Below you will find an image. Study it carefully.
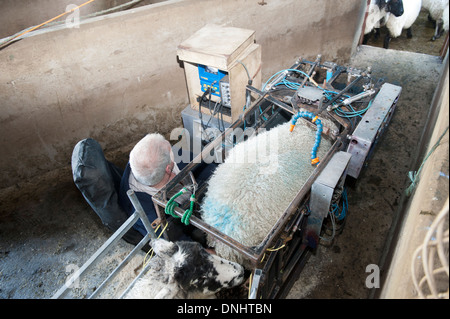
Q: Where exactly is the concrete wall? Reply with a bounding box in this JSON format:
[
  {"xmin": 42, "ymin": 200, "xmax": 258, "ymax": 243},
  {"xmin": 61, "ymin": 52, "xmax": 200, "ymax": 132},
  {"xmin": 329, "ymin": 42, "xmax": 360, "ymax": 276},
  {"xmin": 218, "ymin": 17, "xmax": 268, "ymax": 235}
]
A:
[
  {"xmin": 0, "ymin": 0, "xmax": 366, "ymax": 189},
  {"xmin": 0, "ymin": 0, "xmax": 165, "ymax": 39}
]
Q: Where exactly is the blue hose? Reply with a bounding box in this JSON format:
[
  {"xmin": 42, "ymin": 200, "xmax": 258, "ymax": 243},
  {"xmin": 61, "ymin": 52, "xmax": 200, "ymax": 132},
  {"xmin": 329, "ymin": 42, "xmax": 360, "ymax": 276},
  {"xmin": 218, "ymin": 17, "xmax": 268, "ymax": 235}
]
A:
[{"xmin": 290, "ymin": 111, "xmax": 323, "ymax": 165}]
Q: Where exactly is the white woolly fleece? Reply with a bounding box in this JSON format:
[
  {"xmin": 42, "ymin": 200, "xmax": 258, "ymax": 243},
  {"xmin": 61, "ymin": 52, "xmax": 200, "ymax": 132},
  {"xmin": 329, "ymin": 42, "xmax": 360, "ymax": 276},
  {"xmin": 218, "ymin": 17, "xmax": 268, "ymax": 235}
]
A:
[
  {"xmin": 365, "ymin": 0, "xmax": 387, "ymax": 35},
  {"xmin": 444, "ymin": 5, "xmax": 449, "ymax": 31},
  {"xmin": 422, "ymin": 0, "xmax": 449, "ymax": 21},
  {"xmin": 200, "ymin": 120, "xmax": 333, "ymax": 264},
  {"xmin": 386, "ymin": 0, "xmax": 422, "ymax": 38}
]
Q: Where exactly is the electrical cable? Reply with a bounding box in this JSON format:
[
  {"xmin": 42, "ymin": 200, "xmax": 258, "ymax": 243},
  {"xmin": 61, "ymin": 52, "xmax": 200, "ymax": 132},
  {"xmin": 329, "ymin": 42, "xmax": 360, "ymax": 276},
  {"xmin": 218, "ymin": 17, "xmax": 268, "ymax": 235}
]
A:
[
  {"xmin": 236, "ymin": 60, "xmax": 252, "ymax": 85},
  {"xmin": 262, "ymin": 69, "xmax": 312, "ymax": 91},
  {"xmin": 320, "ymin": 187, "xmax": 348, "ymax": 242},
  {"xmin": 406, "ymin": 126, "xmax": 449, "ymax": 196},
  {"xmin": 411, "ymin": 198, "xmax": 449, "ymax": 298},
  {"xmin": 265, "ymin": 68, "xmax": 373, "ymax": 122},
  {"xmin": 164, "ymin": 187, "xmax": 196, "ymax": 226},
  {"xmin": 199, "ymin": 88, "xmax": 227, "ymax": 142},
  {"xmin": 198, "ymin": 88, "xmax": 211, "ymax": 133},
  {"xmin": 319, "ymin": 209, "xmax": 336, "ymax": 242},
  {"xmin": 142, "ymin": 221, "xmax": 169, "ymax": 267},
  {"xmin": 264, "ymin": 68, "xmax": 371, "ymax": 131},
  {"xmin": 0, "ymin": 0, "xmax": 96, "ymax": 49}
]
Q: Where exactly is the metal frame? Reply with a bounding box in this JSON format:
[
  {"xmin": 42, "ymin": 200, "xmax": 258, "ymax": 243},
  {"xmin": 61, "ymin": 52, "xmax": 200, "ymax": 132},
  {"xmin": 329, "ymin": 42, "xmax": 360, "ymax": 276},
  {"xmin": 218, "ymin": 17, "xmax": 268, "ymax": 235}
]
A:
[
  {"xmin": 53, "ymin": 56, "xmax": 402, "ymax": 299},
  {"xmin": 151, "ymin": 57, "xmax": 401, "ymax": 298},
  {"xmin": 52, "ymin": 190, "xmax": 157, "ymax": 299},
  {"xmin": 308, "ymin": 151, "xmax": 352, "ymax": 246},
  {"xmin": 346, "ymin": 83, "xmax": 402, "ymax": 178},
  {"xmin": 152, "ymin": 57, "xmax": 356, "ymax": 262},
  {"xmin": 152, "ymin": 94, "xmax": 345, "ymax": 266}
]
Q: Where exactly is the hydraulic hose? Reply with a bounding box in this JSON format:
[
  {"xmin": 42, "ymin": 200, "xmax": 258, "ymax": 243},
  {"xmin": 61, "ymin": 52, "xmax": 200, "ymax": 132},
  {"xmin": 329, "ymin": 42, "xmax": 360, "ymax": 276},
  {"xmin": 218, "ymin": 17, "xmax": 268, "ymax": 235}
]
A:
[{"xmin": 289, "ymin": 111, "xmax": 323, "ymax": 165}]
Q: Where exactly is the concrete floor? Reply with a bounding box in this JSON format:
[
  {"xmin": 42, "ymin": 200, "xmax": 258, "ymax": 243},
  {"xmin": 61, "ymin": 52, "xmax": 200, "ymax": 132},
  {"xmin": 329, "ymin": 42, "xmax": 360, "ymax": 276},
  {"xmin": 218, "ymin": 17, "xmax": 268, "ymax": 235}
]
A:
[
  {"xmin": 287, "ymin": 46, "xmax": 445, "ymax": 299},
  {"xmin": 0, "ymin": 10, "xmax": 447, "ymax": 299}
]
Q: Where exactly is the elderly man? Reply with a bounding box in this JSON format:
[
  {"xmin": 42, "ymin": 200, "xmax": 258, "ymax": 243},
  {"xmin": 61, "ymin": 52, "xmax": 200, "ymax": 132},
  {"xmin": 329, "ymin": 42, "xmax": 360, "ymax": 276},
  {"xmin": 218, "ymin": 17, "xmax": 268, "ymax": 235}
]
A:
[{"xmin": 118, "ymin": 133, "xmax": 213, "ymax": 241}]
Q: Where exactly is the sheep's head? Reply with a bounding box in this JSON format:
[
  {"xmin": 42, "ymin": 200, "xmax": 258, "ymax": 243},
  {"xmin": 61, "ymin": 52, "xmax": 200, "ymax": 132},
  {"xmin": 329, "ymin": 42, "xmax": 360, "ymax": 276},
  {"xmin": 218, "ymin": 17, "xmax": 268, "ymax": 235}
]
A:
[
  {"xmin": 386, "ymin": 0, "xmax": 404, "ymax": 17},
  {"xmin": 151, "ymin": 239, "xmax": 245, "ymax": 296},
  {"xmin": 375, "ymin": 0, "xmax": 403, "ymax": 17}
]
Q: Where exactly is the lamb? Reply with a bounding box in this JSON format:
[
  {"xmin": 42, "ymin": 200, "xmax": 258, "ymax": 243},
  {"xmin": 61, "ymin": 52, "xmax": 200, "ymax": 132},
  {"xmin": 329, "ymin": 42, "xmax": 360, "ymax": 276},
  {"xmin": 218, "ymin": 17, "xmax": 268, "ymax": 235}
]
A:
[
  {"xmin": 122, "ymin": 238, "xmax": 245, "ymax": 299},
  {"xmin": 384, "ymin": 0, "xmax": 422, "ymax": 48},
  {"xmin": 363, "ymin": 0, "xmax": 405, "ymax": 44},
  {"xmin": 200, "ymin": 119, "xmax": 335, "ymax": 265},
  {"xmin": 422, "ymin": 0, "xmax": 449, "ymax": 40}
]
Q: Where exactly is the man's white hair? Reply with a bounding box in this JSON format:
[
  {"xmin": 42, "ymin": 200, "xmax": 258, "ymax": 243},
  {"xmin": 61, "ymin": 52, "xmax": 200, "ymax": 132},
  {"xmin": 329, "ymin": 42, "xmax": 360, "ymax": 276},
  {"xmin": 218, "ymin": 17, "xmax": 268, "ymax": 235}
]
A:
[{"xmin": 130, "ymin": 133, "xmax": 172, "ymax": 186}]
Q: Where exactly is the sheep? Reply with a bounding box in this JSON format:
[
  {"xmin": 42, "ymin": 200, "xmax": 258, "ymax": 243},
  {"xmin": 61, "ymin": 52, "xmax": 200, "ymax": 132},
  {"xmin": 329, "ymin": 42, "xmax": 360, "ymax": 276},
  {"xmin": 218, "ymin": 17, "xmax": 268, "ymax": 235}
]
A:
[
  {"xmin": 444, "ymin": 5, "xmax": 449, "ymax": 32},
  {"xmin": 200, "ymin": 119, "xmax": 335, "ymax": 265},
  {"xmin": 384, "ymin": 0, "xmax": 422, "ymax": 48},
  {"xmin": 422, "ymin": 0, "xmax": 449, "ymax": 40},
  {"xmin": 363, "ymin": 0, "xmax": 405, "ymax": 44},
  {"xmin": 122, "ymin": 238, "xmax": 245, "ymax": 299}
]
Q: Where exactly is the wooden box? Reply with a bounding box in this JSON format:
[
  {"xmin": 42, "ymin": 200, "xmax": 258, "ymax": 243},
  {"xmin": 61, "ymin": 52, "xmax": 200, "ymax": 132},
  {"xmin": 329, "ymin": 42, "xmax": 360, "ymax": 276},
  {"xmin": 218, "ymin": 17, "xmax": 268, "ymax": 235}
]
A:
[{"xmin": 177, "ymin": 24, "xmax": 262, "ymax": 123}]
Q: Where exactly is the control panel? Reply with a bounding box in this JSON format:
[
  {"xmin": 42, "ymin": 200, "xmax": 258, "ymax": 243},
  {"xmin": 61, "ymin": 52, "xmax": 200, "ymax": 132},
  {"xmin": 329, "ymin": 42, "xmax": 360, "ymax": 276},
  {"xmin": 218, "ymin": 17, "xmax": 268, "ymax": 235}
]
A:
[
  {"xmin": 219, "ymin": 75, "xmax": 231, "ymax": 107},
  {"xmin": 198, "ymin": 64, "xmax": 227, "ymax": 98}
]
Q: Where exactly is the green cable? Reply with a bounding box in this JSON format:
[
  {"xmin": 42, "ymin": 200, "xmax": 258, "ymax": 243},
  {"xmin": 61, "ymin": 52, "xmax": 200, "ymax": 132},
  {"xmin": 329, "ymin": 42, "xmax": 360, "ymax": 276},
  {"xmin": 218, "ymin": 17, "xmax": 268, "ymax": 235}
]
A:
[
  {"xmin": 181, "ymin": 194, "xmax": 196, "ymax": 225},
  {"xmin": 406, "ymin": 126, "xmax": 449, "ymax": 196},
  {"xmin": 165, "ymin": 188, "xmax": 185, "ymax": 218},
  {"xmin": 164, "ymin": 187, "xmax": 196, "ymax": 225}
]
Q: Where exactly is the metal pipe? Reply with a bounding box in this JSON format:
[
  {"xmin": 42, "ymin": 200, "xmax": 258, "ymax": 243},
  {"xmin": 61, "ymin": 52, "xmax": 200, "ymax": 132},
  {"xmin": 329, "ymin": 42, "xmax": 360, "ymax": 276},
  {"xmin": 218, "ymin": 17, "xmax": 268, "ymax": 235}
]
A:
[
  {"xmin": 151, "ymin": 196, "xmax": 260, "ymax": 263},
  {"xmin": 52, "ymin": 190, "xmax": 157, "ymax": 299},
  {"xmin": 262, "ymin": 57, "xmax": 310, "ymax": 92},
  {"xmin": 299, "ymin": 54, "xmax": 321, "ymax": 88},
  {"xmin": 118, "ymin": 250, "xmax": 156, "ymax": 299},
  {"xmin": 127, "ymin": 189, "xmax": 157, "ymax": 239},
  {"xmin": 321, "ymin": 74, "xmax": 365, "ymax": 113},
  {"xmin": 327, "ymin": 89, "xmax": 376, "ymax": 111},
  {"xmin": 52, "ymin": 212, "xmax": 140, "ymax": 299},
  {"xmin": 246, "ymin": 85, "xmax": 295, "ymax": 114},
  {"xmin": 264, "ymin": 70, "xmax": 289, "ymax": 92},
  {"xmin": 88, "ymin": 233, "xmax": 151, "ymax": 299},
  {"xmin": 248, "ymin": 269, "xmax": 263, "ymax": 299}
]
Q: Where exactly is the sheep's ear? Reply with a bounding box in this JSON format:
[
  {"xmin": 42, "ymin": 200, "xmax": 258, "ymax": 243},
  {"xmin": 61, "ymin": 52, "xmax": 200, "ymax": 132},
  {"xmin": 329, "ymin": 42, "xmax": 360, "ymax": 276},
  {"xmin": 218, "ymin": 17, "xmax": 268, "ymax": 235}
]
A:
[{"xmin": 151, "ymin": 238, "xmax": 179, "ymax": 258}]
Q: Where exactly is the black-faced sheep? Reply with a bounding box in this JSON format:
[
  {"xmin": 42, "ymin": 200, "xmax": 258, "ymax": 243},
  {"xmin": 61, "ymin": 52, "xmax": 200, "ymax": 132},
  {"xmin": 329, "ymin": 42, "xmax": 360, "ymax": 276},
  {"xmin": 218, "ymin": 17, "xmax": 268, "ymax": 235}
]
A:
[
  {"xmin": 422, "ymin": 0, "xmax": 449, "ymax": 40},
  {"xmin": 200, "ymin": 120, "xmax": 335, "ymax": 265},
  {"xmin": 363, "ymin": 0, "xmax": 405, "ymax": 44},
  {"xmin": 384, "ymin": 0, "xmax": 422, "ymax": 48},
  {"xmin": 122, "ymin": 238, "xmax": 245, "ymax": 299}
]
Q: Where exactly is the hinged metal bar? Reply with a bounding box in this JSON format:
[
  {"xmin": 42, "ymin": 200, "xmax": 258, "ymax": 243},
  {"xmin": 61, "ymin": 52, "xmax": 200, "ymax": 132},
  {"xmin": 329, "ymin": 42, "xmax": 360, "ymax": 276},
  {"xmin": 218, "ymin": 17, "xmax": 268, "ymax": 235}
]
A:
[
  {"xmin": 52, "ymin": 190, "xmax": 156, "ymax": 299},
  {"xmin": 88, "ymin": 233, "xmax": 152, "ymax": 299},
  {"xmin": 248, "ymin": 269, "xmax": 263, "ymax": 299},
  {"xmin": 307, "ymin": 151, "xmax": 352, "ymax": 248},
  {"xmin": 346, "ymin": 83, "xmax": 402, "ymax": 178}
]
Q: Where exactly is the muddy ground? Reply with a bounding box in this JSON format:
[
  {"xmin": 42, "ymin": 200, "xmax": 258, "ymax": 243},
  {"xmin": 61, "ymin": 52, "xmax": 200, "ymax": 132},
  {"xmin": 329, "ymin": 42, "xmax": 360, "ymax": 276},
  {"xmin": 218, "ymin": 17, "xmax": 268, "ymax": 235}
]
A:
[{"xmin": 0, "ymin": 9, "xmax": 448, "ymax": 299}]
